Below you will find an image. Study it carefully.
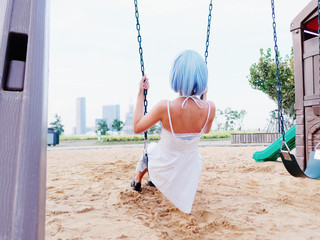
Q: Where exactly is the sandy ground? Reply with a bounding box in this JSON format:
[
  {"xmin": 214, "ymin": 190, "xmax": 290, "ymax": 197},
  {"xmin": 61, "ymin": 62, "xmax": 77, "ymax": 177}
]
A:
[{"xmin": 46, "ymin": 146, "xmax": 320, "ymax": 240}]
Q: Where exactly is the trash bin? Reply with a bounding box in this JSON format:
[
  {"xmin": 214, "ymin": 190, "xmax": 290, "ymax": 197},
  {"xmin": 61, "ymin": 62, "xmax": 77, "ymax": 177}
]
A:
[
  {"xmin": 55, "ymin": 131, "xmax": 59, "ymax": 145},
  {"xmin": 47, "ymin": 128, "xmax": 59, "ymax": 146}
]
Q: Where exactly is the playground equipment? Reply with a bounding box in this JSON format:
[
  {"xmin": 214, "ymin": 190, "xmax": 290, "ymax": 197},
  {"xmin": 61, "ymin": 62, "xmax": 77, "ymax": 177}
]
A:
[
  {"xmin": 279, "ymin": 0, "xmax": 320, "ymax": 179},
  {"xmin": 253, "ymin": 125, "xmax": 296, "ymax": 162},
  {"xmin": 290, "ymin": 0, "xmax": 320, "ymax": 170},
  {"xmin": 0, "ymin": 0, "xmax": 48, "ymax": 238},
  {"xmin": 254, "ymin": 0, "xmax": 320, "ymax": 179}
]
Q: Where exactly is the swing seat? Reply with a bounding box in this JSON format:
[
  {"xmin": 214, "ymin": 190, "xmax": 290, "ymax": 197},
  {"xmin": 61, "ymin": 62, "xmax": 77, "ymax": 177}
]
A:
[
  {"xmin": 280, "ymin": 151, "xmax": 320, "ymax": 179},
  {"xmin": 304, "ymin": 151, "xmax": 320, "ymax": 179},
  {"xmin": 280, "ymin": 151, "xmax": 306, "ymax": 178}
]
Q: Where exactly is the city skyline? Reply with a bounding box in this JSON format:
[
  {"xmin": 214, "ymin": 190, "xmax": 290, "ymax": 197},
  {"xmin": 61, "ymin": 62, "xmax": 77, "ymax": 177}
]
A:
[{"xmin": 71, "ymin": 99, "xmax": 134, "ymax": 135}]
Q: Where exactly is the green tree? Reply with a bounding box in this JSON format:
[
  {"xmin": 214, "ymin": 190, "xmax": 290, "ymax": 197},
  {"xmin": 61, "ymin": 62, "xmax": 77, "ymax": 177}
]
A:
[
  {"xmin": 213, "ymin": 109, "xmax": 224, "ymax": 131},
  {"xmin": 223, "ymin": 107, "xmax": 247, "ymax": 131},
  {"xmin": 265, "ymin": 110, "xmax": 295, "ymax": 132},
  {"xmin": 96, "ymin": 120, "xmax": 109, "ymax": 135},
  {"xmin": 149, "ymin": 122, "xmax": 161, "ymax": 134},
  {"xmin": 50, "ymin": 114, "xmax": 64, "ymax": 135},
  {"xmin": 149, "ymin": 125, "xmax": 157, "ymax": 135},
  {"xmin": 112, "ymin": 119, "xmax": 125, "ymax": 134},
  {"xmin": 247, "ymin": 48, "xmax": 295, "ymax": 118}
]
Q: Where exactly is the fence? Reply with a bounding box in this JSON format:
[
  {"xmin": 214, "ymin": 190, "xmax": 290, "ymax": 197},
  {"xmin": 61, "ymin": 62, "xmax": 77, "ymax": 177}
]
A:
[{"xmin": 231, "ymin": 133, "xmax": 281, "ymax": 144}]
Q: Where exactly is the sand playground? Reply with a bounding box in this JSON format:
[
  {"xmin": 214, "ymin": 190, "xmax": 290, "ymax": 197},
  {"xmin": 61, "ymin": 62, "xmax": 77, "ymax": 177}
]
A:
[{"xmin": 46, "ymin": 145, "xmax": 320, "ymax": 239}]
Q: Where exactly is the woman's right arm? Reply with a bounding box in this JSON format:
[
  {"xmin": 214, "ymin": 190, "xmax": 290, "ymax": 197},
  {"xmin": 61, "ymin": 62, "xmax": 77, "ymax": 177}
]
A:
[{"xmin": 133, "ymin": 76, "xmax": 166, "ymax": 134}]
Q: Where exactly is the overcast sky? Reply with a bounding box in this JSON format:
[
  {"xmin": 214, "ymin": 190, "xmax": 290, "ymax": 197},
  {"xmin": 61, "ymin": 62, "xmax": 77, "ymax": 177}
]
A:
[{"xmin": 48, "ymin": 0, "xmax": 312, "ymax": 134}]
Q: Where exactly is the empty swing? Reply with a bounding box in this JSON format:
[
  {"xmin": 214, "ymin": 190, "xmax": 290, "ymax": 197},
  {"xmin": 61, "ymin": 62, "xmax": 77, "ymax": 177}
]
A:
[{"xmin": 272, "ymin": 0, "xmax": 320, "ymax": 179}]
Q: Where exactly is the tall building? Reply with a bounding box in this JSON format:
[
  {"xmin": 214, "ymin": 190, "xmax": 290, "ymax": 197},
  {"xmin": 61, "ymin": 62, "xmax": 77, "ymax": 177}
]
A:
[
  {"xmin": 124, "ymin": 104, "xmax": 134, "ymax": 135},
  {"xmin": 102, "ymin": 105, "xmax": 120, "ymax": 131},
  {"xmin": 76, "ymin": 97, "xmax": 86, "ymax": 135}
]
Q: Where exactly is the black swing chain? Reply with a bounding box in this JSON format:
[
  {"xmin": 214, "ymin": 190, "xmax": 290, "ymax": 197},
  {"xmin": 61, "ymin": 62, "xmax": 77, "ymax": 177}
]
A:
[
  {"xmin": 204, "ymin": 0, "xmax": 213, "ymax": 64},
  {"xmin": 134, "ymin": 0, "xmax": 148, "ymax": 142},
  {"xmin": 271, "ymin": 0, "xmax": 286, "ymax": 142}
]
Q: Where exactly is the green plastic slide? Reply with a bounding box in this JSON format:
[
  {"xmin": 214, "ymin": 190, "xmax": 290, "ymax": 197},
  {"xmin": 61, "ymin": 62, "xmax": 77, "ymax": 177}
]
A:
[{"xmin": 253, "ymin": 125, "xmax": 296, "ymax": 162}]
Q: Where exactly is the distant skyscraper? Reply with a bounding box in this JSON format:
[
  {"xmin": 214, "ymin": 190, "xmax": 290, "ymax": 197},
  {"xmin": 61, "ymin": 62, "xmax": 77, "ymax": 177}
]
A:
[
  {"xmin": 102, "ymin": 105, "xmax": 120, "ymax": 131},
  {"xmin": 124, "ymin": 104, "xmax": 134, "ymax": 134},
  {"xmin": 76, "ymin": 97, "xmax": 86, "ymax": 135}
]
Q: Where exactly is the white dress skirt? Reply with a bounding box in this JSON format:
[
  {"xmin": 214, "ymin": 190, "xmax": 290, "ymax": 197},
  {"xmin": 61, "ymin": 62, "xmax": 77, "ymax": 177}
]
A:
[{"xmin": 136, "ymin": 98, "xmax": 210, "ymax": 213}]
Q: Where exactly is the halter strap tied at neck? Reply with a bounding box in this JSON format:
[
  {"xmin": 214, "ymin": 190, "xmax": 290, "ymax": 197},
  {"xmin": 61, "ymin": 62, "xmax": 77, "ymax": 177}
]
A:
[{"xmin": 180, "ymin": 96, "xmax": 203, "ymax": 109}]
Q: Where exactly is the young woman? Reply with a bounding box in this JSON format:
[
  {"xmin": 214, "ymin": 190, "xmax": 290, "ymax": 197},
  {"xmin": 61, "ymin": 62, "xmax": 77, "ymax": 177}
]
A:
[{"xmin": 132, "ymin": 50, "xmax": 215, "ymax": 213}]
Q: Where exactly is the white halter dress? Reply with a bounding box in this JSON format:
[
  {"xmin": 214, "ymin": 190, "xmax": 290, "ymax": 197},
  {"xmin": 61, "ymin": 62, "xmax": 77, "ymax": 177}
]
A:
[{"xmin": 135, "ymin": 97, "xmax": 211, "ymax": 213}]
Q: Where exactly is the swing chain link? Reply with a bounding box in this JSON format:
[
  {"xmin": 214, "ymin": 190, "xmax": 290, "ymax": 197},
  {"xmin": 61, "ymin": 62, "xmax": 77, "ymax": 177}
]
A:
[
  {"xmin": 134, "ymin": 0, "xmax": 148, "ymax": 143},
  {"xmin": 134, "ymin": 0, "xmax": 145, "ymax": 77},
  {"xmin": 271, "ymin": 0, "xmax": 285, "ymax": 142},
  {"xmin": 204, "ymin": 0, "xmax": 213, "ymax": 64}
]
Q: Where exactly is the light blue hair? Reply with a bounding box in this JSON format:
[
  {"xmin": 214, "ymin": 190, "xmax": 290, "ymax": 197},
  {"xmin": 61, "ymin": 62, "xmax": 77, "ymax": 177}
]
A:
[{"xmin": 170, "ymin": 50, "xmax": 208, "ymax": 96}]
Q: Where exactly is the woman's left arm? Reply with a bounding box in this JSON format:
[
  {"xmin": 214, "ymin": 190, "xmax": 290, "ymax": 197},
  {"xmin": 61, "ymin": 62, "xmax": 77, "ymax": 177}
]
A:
[{"xmin": 203, "ymin": 101, "xmax": 216, "ymax": 134}]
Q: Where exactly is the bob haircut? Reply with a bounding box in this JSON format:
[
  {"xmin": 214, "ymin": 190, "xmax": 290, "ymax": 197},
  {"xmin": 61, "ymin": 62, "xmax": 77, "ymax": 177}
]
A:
[{"xmin": 170, "ymin": 50, "xmax": 208, "ymax": 96}]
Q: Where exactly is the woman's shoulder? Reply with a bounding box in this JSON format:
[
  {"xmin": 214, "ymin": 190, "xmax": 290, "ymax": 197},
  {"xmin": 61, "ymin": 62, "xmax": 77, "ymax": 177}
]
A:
[
  {"xmin": 206, "ymin": 100, "xmax": 215, "ymax": 110},
  {"xmin": 152, "ymin": 99, "xmax": 168, "ymax": 113},
  {"xmin": 156, "ymin": 99, "xmax": 168, "ymax": 107},
  {"xmin": 205, "ymin": 100, "xmax": 216, "ymax": 120}
]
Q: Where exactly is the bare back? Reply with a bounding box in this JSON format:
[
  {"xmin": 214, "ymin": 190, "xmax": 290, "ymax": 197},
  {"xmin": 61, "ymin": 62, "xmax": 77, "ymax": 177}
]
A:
[{"xmin": 161, "ymin": 97, "xmax": 215, "ymax": 134}]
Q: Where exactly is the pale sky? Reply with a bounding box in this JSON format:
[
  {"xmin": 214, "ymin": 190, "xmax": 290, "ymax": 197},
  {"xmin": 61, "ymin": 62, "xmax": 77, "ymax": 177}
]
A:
[{"xmin": 48, "ymin": 0, "xmax": 312, "ymax": 135}]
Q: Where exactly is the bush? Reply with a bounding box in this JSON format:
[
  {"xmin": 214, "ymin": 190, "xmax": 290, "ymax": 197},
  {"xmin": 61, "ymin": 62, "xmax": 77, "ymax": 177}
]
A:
[
  {"xmin": 61, "ymin": 132, "xmax": 229, "ymax": 143},
  {"xmin": 100, "ymin": 134, "xmax": 160, "ymax": 143},
  {"xmin": 60, "ymin": 131, "xmax": 262, "ymax": 144}
]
